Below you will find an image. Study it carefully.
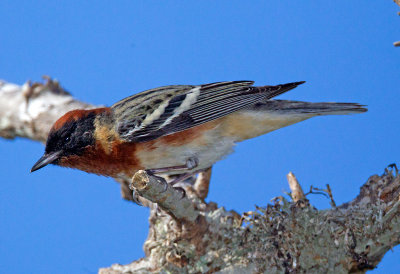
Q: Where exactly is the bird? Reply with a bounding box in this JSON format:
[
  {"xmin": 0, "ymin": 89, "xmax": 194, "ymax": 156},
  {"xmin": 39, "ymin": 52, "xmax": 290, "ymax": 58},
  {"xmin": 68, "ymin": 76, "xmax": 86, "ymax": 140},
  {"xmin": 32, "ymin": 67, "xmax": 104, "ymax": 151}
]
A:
[{"xmin": 31, "ymin": 81, "xmax": 366, "ymax": 184}]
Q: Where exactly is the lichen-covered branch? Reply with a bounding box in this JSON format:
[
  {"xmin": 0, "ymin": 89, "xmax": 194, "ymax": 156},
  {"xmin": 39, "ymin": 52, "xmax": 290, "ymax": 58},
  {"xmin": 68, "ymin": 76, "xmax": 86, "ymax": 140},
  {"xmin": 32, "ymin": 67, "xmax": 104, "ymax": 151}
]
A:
[
  {"xmin": 130, "ymin": 170, "xmax": 201, "ymax": 222},
  {"xmin": 102, "ymin": 169, "xmax": 400, "ymax": 273},
  {"xmin": 2, "ymin": 78, "xmax": 399, "ymax": 273}
]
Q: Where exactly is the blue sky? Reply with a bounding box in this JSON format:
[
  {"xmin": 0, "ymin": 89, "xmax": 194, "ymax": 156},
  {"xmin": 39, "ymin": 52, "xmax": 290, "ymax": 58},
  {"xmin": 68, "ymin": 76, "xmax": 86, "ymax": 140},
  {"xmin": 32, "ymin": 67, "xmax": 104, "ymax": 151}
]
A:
[{"xmin": 1, "ymin": 1, "xmax": 399, "ymax": 273}]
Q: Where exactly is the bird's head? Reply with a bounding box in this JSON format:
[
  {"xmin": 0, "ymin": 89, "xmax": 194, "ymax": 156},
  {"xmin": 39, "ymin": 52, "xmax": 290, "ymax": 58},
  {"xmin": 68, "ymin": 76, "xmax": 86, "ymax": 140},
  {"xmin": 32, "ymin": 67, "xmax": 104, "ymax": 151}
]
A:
[{"xmin": 31, "ymin": 109, "xmax": 104, "ymax": 172}]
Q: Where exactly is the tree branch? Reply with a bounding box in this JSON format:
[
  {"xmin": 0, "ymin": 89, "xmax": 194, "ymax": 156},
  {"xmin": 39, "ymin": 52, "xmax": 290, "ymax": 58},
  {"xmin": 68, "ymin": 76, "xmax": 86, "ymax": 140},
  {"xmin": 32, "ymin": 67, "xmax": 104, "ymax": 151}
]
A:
[
  {"xmin": 102, "ymin": 169, "xmax": 400, "ymax": 273},
  {"xmin": 130, "ymin": 170, "xmax": 201, "ymax": 222},
  {"xmin": 0, "ymin": 76, "xmax": 94, "ymax": 142}
]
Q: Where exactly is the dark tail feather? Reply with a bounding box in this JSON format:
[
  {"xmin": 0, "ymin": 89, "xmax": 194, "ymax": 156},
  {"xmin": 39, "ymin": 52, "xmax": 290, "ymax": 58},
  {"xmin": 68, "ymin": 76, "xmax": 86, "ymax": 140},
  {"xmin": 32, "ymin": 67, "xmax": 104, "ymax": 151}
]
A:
[
  {"xmin": 252, "ymin": 81, "xmax": 306, "ymax": 100},
  {"xmin": 253, "ymin": 100, "xmax": 367, "ymax": 115}
]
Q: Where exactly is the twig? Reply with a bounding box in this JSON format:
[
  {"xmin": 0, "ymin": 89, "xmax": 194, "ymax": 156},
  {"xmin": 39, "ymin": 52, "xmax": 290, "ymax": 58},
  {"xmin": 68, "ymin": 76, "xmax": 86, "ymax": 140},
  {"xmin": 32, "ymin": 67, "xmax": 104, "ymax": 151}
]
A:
[
  {"xmin": 287, "ymin": 172, "xmax": 305, "ymax": 202},
  {"xmin": 306, "ymin": 186, "xmax": 329, "ymax": 199},
  {"xmin": 194, "ymin": 167, "xmax": 212, "ymax": 199},
  {"xmin": 130, "ymin": 170, "xmax": 200, "ymax": 222},
  {"xmin": 326, "ymin": 184, "xmax": 337, "ymax": 207},
  {"xmin": 306, "ymin": 184, "xmax": 336, "ymax": 207}
]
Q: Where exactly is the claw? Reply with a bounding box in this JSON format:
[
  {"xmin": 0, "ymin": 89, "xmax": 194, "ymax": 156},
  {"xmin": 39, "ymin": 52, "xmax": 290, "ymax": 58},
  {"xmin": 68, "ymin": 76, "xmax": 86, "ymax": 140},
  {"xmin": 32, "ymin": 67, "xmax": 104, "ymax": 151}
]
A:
[
  {"xmin": 132, "ymin": 190, "xmax": 143, "ymax": 206},
  {"xmin": 159, "ymin": 177, "xmax": 169, "ymax": 193},
  {"xmin": 173, "ymin": 186, "xmax": 186, "ymax": 199},
  {"xmin": 143, "ymin": 171, "xmax": 169, "ymax": 193},
  {"xmin": 145, "ymin": 169, "xmax": 155, "ymax": 176}
]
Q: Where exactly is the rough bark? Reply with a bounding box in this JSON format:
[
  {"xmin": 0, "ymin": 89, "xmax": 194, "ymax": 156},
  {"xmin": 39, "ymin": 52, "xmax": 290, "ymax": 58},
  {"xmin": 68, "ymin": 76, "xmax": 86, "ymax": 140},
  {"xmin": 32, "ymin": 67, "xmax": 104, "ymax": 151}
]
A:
[
  {"xmin": 1, "ymin": 78, "xmax": 399, "ymax": 273},
  {"xmin": 0, "ymin": 76, "xmax": 93, "ymax": 142}
]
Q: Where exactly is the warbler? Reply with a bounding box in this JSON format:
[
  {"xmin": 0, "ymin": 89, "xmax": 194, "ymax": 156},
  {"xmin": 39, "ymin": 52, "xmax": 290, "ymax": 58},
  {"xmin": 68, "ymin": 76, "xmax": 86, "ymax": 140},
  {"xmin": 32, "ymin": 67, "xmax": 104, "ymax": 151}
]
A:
[{"xmin": 31, "ymin": 81, "xmax": 366, "ymax": 182}]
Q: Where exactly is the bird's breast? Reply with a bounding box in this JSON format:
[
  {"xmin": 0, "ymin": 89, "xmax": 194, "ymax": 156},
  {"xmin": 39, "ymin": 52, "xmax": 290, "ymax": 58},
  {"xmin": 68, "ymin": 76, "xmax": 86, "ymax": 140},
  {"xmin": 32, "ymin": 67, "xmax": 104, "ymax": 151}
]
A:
[{"xmin": 134, "ymin": 120, "xmax": 236, "ymax": 175}]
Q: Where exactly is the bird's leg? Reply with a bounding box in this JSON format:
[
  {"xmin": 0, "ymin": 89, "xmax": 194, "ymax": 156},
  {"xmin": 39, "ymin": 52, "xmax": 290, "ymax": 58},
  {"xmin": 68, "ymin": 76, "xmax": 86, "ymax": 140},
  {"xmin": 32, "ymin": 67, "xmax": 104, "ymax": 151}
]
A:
[
  {"xmin": 169, "ymin": 172, "xmax": 199, "ymax": 186},
  {"xmin": 138, "ymin": 171, "xmax": 198, "ymax": 199},
  {"xmin": 156, "ymin": 167, "xmax": 210, "ymax": 198},
  {"xmin": 166, "ymin": 170, "xmax": 206, "ymax": 198},
  {"xmin": 146, "ymin": 157, "xmax": 199, "ymax": 174},
  {"xmin": 143, "ymin": 157, "xmax": 200, "ymax": 198}
]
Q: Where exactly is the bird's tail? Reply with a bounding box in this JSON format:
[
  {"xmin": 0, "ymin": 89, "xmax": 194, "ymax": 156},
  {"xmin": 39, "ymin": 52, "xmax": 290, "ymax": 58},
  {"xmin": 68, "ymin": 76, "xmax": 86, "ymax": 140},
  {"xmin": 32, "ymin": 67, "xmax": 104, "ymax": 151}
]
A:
[
  {"xmin": 221, "ymin": 99, "xmax": 366, "ymax": 142},
  {"xmin": 253, "ymin": 100, "xmax": 367, "ymax": 115}
]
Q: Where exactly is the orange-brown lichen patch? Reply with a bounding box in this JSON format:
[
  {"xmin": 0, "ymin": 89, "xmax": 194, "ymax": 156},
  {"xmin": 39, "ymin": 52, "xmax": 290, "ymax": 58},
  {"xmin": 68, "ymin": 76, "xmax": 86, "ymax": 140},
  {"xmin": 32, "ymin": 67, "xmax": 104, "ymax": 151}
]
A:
[{"xmin": 52, "ymin": 107, "xmax": 111, "ymax": 131}]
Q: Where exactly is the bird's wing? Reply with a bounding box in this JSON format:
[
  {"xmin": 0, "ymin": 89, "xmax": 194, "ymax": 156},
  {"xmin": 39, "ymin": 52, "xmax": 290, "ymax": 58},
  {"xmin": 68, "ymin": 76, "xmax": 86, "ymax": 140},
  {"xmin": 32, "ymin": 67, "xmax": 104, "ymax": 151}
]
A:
[{"xmin": 112, "ymin": 81, "xmax": 304, "ymax": 142}]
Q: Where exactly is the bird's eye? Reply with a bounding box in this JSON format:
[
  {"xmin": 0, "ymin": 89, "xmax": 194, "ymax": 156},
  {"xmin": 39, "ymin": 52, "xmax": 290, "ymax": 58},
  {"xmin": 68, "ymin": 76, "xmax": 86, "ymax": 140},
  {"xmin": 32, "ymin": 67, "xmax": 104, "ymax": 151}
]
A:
[{"xmin": 65, "ymin": 136, "xmax": 71, "ymax": 142}]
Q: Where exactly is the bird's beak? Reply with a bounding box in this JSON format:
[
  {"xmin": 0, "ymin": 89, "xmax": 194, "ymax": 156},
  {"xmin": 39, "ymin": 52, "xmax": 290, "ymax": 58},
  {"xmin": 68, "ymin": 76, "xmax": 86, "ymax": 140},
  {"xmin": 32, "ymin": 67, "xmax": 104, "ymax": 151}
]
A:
[{"xmin": 31, "ymin": 151, "xmax": 62, "ymax": 172}]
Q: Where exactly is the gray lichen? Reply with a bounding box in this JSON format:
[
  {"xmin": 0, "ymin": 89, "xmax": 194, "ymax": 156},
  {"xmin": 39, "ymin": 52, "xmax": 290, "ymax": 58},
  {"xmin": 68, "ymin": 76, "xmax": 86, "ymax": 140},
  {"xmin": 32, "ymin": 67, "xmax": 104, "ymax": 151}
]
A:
[{"xmin": 101, "ymin": 169, "xmax": 400, "ymax": 273}]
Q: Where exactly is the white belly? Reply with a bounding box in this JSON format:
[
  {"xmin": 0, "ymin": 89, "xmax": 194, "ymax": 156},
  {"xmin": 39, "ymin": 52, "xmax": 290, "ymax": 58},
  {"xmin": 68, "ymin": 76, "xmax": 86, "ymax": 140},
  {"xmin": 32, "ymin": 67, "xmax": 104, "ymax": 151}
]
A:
[{"xmin": 135, "ymin": 124, "xmax": 236, "ymax": 175}]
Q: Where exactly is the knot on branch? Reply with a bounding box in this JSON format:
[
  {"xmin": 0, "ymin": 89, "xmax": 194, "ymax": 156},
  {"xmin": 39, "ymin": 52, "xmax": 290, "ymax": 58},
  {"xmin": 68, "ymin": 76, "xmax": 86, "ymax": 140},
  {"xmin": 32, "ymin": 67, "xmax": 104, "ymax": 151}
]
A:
[
  {"xmin": 24, "ymin": 76, "xmax": 70, "ymax": 101},
  {"xmin": 0, "ymin": 77, "xmax": 93, "ymax": 142}
]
